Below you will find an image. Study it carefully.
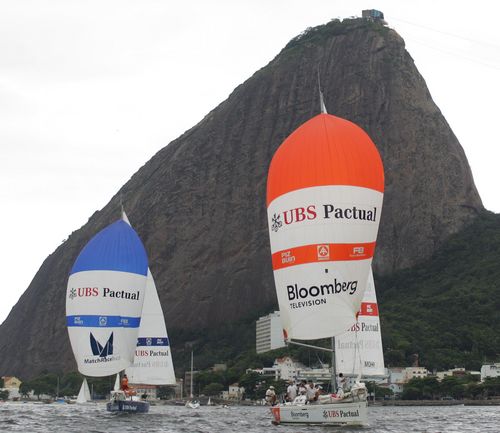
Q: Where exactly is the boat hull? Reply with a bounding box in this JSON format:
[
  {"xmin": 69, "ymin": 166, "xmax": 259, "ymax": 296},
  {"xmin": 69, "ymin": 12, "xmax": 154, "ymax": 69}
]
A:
[
  {"xmin": 106, "ymin": 400, "xmax": 150, "ymax": 413},
  {"xmin": 271, "ymin": 400, "xmax": 367, "ymax": 425}
]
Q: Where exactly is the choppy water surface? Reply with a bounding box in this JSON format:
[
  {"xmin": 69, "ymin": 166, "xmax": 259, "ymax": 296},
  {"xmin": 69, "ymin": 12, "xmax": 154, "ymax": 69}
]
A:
[{"xmin": 0, "ymin": 402, "xmax": 498, "ymax": 433}]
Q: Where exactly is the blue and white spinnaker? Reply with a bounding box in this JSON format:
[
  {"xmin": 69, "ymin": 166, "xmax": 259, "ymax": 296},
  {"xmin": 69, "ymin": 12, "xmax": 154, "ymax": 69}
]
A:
[{"xmin": 66, "ymin": 218, "xmax": 149, "ymax": 376}]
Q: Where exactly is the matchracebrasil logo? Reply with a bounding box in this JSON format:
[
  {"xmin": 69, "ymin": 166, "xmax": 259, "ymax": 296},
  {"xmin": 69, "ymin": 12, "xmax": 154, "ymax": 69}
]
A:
[
  {"xmin": 83, "ymin": 332, "xmax": 120, "ymax": 364},
  {"xmin": 270, "ymin": 203, "xmax": 377, "ymax": 232},
  {"xmin": 90, "ymin": 332, "xmax": 113, "ymax": 357}
]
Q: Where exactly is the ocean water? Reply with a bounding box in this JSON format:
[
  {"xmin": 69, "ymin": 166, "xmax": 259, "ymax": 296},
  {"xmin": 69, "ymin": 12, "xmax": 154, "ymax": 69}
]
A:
[{"xmin": 0, "ymin": 402, "xmax": 498, "ymax": 433}]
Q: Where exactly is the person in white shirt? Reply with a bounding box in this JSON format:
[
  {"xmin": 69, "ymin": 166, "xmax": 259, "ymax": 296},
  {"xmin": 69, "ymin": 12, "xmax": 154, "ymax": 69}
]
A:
[
  {"xmin": 292, "ymin": 388, "xmax": 307, "ymax": 405},
  {"xmin": 265, "ymin": 386, "xmax": 277, "ymax": 406},
  {"xmin": 286, "ymin": 381, "xmax": 297, "ymax": 402},
  {"xmin": 306, "ymin": 380, "xmax": 316, "ymax": 403},
  {"xmin": 336, "ymin": 373, "xmax": 346, "ymax": 395}
]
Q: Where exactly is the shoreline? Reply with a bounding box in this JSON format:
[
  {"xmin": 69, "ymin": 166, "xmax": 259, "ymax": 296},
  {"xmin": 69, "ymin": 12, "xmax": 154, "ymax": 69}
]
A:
[{"xmin": 371, "ymin": 399, "xmax": 500, "ymax": 406}]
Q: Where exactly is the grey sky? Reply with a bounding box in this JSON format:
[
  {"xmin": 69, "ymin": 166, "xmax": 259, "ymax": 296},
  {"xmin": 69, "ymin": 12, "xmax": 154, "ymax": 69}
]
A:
[{"xmin": 1, "ymin": 0, "xmax": 499, "ymax": 324}]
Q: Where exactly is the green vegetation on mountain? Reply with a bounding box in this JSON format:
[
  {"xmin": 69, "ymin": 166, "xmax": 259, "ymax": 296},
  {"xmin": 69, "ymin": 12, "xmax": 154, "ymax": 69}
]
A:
[
  {"xmin": 169, "ymin": 212, "xmax": 500, "ymax": 374},
  {"xmin": 378, "ymin": 211, "xmax": 500, "ymax": 370},
  {"xmin": 401, "ymin": 376, "xmax": 500, "ymax": 400}
]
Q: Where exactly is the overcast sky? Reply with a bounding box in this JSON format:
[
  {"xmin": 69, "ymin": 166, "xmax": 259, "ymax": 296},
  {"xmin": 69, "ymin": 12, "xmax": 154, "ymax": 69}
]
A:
[{"xmin": 1, "ymin": 0, "xmax": 499, "ymax": 324}]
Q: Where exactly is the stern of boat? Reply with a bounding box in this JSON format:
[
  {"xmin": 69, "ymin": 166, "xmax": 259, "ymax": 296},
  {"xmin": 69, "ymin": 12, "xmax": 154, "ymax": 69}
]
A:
[{"xmin": 271, "ymin": 406, "xmax": 281, "ymax": 425}]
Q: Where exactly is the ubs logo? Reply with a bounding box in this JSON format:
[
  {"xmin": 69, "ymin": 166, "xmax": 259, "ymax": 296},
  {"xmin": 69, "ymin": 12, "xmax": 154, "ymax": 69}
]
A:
[
  {"xmin": 271, "ymin": 206, "xmax": 317, "ymax": 232},
  {"xmin": 69, "ymin": 287, "xmax": 99, "ymax": 300},
  {"xmin": 271, "ymin": 213, "xmax": 283, "ymax": 232}
]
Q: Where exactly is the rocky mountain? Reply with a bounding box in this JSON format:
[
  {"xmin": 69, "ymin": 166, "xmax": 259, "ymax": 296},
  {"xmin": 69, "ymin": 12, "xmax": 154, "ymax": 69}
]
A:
[{"xmin": 0, "ymin": 18, "xmax": 483, "ymax": 379}]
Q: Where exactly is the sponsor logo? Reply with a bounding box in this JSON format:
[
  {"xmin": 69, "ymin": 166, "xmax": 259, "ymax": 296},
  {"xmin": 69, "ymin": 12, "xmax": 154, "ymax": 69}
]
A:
[
  {"xmin": 317, "ymin": 245, "xmax": 330, "ymax": 260},
  {"xmin": 290, "ymin": 411, "xmax": 309, "ymax": 419},
  {"xmin": 350, "ymin": 246, "xmax": 367, "ymax": 258},
  {"xmin": 279, "ymin": 250, "xmax": 296, "ymax": 265},
  {"xmin": 323, "ymin": 409, "xmax": 360, "ymax": 419},
  {"xmin": 347, "ymin": 322, "xmax": 379, "ymax": 332},
  {"xmin": 69, "ymin": 287, "xmax": 99, "ymax": 299},
  {"xmin": 103, "ymin": 288, "xmax": 140, "ymax": 300},
  {"xmin": 134, "ymin": 348, "xmax": 170, "ymax": 357},
  {"xmin": 364, "ymin": 361, "xmax": 376, "ymax": 368},
  {"xmin": 286, "ymin": 279, "xmax": 358, "ymax": 310},
  {"xmin": 287, "ymin": 279, "xmax": 358, "ymax": 299},
  {"xmin": 270, "ymin": 204, "xmax": 377, "ymax": 232},
  {"xmin": 68, "ymin": 287, "xmax": 140, "ymax": 301},
  {"xmin": 90, "ymin": 332, "xmax": 113, "ymax": 357},
  {"xmin": 271, "ymin": 213, "xmax": 283, "ymax": 232}
]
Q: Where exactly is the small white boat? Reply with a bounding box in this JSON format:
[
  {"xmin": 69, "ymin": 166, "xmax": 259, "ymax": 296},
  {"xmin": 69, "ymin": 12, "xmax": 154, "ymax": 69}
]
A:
[
  {"xmin": 185, "ymin": 350, "xmax": 199, "ymax": 409},
  {"xmin": 75, "ymin": 378, "xmax": 91, "ymax": 404}
]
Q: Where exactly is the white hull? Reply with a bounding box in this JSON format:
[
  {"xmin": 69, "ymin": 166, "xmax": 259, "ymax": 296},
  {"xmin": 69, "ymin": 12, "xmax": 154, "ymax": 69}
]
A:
[{"xmin": 271, "ymin": 400, "xmax": 367, "ymax": 425}]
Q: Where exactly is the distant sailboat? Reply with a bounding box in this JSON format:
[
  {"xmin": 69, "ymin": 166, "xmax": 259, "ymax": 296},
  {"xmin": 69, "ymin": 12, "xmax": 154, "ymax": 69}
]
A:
[
  {"xmin": 114, "ymin": 373, "xmax": 120, "ymax": 391},
  {"xmin": 76, "ymin": 378, "xmax": 91, "ymax": 404},
  {"xmin": 185, "ymin": 350, "xmax": 199, "ymax": 409},
  {"xmin": 335, "ymin": 269, "xmax": 385, "ymax": 379},
  {"xmin": 66, "ymin": 210, "xmax": 151, "ymax": 413}
]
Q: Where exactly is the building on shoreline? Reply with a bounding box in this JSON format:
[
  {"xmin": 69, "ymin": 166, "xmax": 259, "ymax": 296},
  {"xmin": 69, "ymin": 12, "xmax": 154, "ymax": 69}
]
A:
[
  {"xmin": 481, "ymin": 363, "xmax": 500, "ymax": 381},
  {"xmin": 255, "ymin": 311, "xmax": 286, "ymax": 354}
]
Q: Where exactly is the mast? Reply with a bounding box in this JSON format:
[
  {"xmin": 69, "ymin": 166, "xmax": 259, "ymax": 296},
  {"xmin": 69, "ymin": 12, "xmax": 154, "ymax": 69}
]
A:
[
  {"xmin": 331, "ymin": 337, "xmax": 337, "ymax": 393},
  {"xmin": 190, "ymin": 350, "xmax": 194, "ymax": 399}
]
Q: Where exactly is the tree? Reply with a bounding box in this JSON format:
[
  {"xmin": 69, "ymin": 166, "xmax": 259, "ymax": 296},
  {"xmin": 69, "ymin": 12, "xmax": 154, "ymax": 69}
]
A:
[
  {"xmin": 202, "ymin": 382, "xmax": 224, "ymax": 396},
  {"xmin": 401, "ymin": 386, "xmax": 420, "ymax": 400},
  {"xmin": 19, "ymin": 382, "xmax": 32, "ymax": 399},
  {"xmin": 238, "ymin": 372, "xmax": 262, "ymax": 400},
  {"xmin": 60, "ymin": 372, "xmax": 83, "ymax": 397}
]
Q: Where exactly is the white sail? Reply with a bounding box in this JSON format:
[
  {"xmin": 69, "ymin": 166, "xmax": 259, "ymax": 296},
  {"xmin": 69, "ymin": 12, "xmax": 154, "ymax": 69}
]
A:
[
  {"xmin": 335, "ymin": 270, "xmax": 385, "ymax": 377},
  {"xmin": 114, "ymin": 373, "xmax": 120, "ymax": 391},
  {"xmin": 76, "ymin": 378, "xmax": 91, "ymax": 403},
  {"xmin": 66, "ymin": 218, "xmax": 149, "ymax": 377},
  {"xmin": 121, "ymin": 211, "xmax": 176, "ymax": 385},
  {"xmin": 125, "ymin": 269, "xmax": 176, "ymax": 385}
]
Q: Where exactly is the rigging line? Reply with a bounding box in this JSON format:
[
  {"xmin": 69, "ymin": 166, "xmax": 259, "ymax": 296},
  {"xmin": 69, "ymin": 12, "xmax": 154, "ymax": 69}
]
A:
[
  {"xmin": 405, "ymin": 36, "xmax": 500, "ymax": 71},
  {"xmin": 391, "ymin": 16, "xmax": 500, "ymax": 50}
]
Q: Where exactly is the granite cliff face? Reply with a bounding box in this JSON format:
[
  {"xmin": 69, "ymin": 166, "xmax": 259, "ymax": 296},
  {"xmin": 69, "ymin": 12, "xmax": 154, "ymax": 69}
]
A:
[{"xmin": 0, "ymin": 19, "xmax": 482, "ymax": 378}]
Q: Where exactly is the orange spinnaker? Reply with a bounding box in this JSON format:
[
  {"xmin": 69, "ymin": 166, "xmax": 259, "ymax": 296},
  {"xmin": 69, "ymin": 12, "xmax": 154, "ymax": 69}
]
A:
[{"xmin": 267, "ymin": 113, "xmax": 384, "ymax": 206}]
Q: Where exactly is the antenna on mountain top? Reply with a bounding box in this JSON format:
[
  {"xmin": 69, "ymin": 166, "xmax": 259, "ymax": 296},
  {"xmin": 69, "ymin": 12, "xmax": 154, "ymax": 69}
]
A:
[{"xmin": 317, "ymin": 69, "xmax": 328, "ymax": 114}]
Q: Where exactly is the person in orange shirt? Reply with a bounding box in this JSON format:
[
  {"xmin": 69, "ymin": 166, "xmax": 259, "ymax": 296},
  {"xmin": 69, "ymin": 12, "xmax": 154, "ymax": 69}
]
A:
[{"xmin": 120, "ymin": 374, "xmax": 135, "ymax": 396}]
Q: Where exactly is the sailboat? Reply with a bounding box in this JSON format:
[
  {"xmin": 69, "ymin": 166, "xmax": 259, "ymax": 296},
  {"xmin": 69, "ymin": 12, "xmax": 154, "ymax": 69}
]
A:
[
  {"xmin": 266, "ymin": 99, "xmax": 384, "ymax": 425},
  {"xmin": 185, "ymin": 350, "xmax": 200, "ymax": 408},
  {"xmin": 75, "ymin": 378, "xmax": 92, "ymax": 404},
  {"xmin": 66, "ymin": 210, "xmax": 151, "ymax": 413},
  {"xmin": 336, "ymin": 269, "xmax": 385, "ymax": 380}
]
